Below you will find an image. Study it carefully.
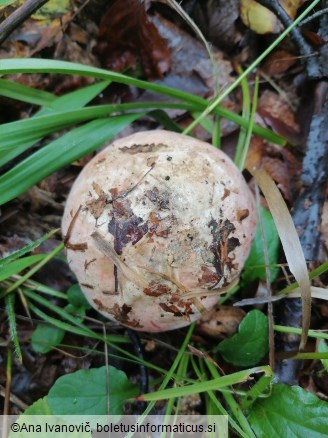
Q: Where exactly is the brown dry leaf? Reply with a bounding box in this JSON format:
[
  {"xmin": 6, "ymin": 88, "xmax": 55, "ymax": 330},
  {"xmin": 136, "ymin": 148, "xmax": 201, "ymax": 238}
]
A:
[
  {"xmin": 145, "ymin": 14, "xmax": 238, "ymax": 137},
  {"xmin": 240, "ymin": 0, "xmax": 301, "ymax": 34},
  {"xmin": 250, "ymin": 167, "xmax": 311, "ymax": 350},
  {"xmin": 301, "ymin": 28, "xmax": 326, "ymax": 49},
  {"xmin": 153, "ymin": 0, "xmax": 217, "ymax": 84},
  {"xmin": 31, "ymin": 12, "xmax": 73, "ymax": 55},
  {"xmin": 261, "ymin": 49, "xmax": 298, "ymax": 76},
  {"xmin": 257, "ymin": 89, "xmax": 300, "ymax": 142},
  {"xmin": 244, "ymin": 136, "xmax": 265, "ymax": 170},
  {"xmin": 95, "ymin": 0, "xmax": 171, "ymax": 80},
  {"xmin": 245, "ymin": 136, "xmax": 291, "ymax": 201},
  {"xmin": 261, "ymin": 156, "xmax": 291, "ymax": 201}
]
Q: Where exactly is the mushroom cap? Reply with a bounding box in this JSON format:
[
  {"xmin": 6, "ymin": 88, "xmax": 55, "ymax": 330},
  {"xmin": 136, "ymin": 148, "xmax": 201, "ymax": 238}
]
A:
[{"xmin": 62, "ymin": 130, "xmax": 256, "ymax": 332}]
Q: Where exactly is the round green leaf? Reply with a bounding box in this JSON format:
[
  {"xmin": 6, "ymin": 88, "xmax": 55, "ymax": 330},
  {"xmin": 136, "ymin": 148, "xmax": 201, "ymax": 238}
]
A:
[
  {"xmin": 249, "ymin": 383, "xmax": 328, "ymax": 437},
  {"xmin": 31, "ymin": 324, "xmax": 65, "ymax": 354},
  {"xmin": 48, "ymin": 366, "xmax": 134, "ymax": 415},
  {"xmin": 216, "ymin": 309, "xmax": 268, "ymax": 366},
  {"xmin": 67, "ymin": 284, "xmax": 91, "ymax": 310}
]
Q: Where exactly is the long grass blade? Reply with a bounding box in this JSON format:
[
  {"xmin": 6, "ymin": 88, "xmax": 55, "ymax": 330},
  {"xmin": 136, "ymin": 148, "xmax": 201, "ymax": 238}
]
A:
[
  {"xmin": 234, "ymin": 68, "xmax": 251, "ymax": 167},
  {"xmin": 0, "ymin": 78, "xmax": 55, "ymax": 105},
  {"xmin": 0, "ymin": 243, "xmax": 64, "ymax": 298},
  {"xmin": 0, "ymin": 254, "xmax": 46, "ymax": 282},
  {"xmin": 0, "ymin": 229, "xmax": 58, "ymax": 267},
  {"xmin": 139, "ymin": 366, "xmax": 273, "ymax": 401},
  {"xmin": 0, "ymin": 58, "xmax": 286, "ymax": 145},
  {"xmin": 0, "ymin": 113, "xmax": 142, "ymax": 205},
  {"xmin": 0, "ymin": 80, "xmax": 111, "ymax": 165}
]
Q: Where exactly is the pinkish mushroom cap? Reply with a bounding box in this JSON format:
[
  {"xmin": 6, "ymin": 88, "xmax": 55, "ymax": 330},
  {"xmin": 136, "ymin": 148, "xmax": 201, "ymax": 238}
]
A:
[{"xmin": 62, "ymin": 130, "xmax": 256, "ymax": 332}]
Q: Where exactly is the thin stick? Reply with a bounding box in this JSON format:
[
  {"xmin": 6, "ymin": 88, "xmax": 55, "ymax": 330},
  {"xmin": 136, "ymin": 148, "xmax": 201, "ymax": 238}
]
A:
[
  {"xmin": 0, "ymin": 0, "xmax": 50, "ymax": 46},
  {"xmin": 255, "ymin": 0, "xmax": 319, "ymax": 78}
]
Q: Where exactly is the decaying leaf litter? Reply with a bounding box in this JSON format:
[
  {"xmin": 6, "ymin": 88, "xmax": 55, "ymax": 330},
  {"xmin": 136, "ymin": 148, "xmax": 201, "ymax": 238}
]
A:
[{"xmin": 0, "ymin": 0, "xmax": 328, "ymax": 430}]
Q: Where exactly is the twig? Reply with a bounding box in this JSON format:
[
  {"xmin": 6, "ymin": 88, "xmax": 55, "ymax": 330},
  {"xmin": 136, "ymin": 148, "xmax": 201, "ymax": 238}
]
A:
[
  {"xmin": 255, "ymin": 0, "xmax": 320, "ymax": 78},
  {"xmin": 299, "ymin": 7, "xmax": 328, "ymax": 25},
  {"xmin": 0, "ymin": 384, "xmax": 28, "ymax": 411},
  {"xmin": 0, "ymin": 0, "xmax": 50, "ymax": 46}
]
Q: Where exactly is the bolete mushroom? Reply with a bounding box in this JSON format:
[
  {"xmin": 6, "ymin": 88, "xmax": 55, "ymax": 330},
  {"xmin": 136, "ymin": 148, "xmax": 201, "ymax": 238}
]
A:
[{"xmin": 62, "ymin": 130, "xmax": 256, "ymax": 332}]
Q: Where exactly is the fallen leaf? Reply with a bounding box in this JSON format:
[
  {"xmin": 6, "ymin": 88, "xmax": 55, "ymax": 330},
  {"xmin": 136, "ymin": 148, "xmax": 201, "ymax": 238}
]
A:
[
  {"xmin": 261, "ymin": 156, "xmax": 291, "ymax": 201},
  {"xmin": 240, "ymin": 0, "xmax": 301, "ymax": 34},
  {"xmin": 257, "ymin": 89, "xmax": 300, "ymax": 141},
  {"xmin": 95, "ymin": 0, "xmax": 171, "ymax": 80},
  {"xmin": 261, "ymin": 49, "xmax": 298, "ymax": 76}
]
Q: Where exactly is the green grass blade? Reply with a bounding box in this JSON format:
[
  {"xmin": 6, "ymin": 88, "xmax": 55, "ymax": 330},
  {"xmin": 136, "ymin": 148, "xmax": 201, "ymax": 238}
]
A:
[
  {"xmin": 5, "ymin": 294, "xmax": 23, "ymax": 363},
  {"xmin": 234, "ymin": 68, "xmax": 251, "ymax": 167},
  {"xmin": 241, "ymin": 374, "xmax": 272, "ymax": 411},
  {"xmin": 0, "ymin": 58, "xmax": 202, "ymax": 101},
  {"xmin": 238, "ymin": 75, "xmax": 259, "ymax": 170},
  {"xmin": 139, "ymin": 323, "xmax": 195, "ymax": 419},
  {"xmin": 23, "ymin": 278, "xmax": 68, "ymax": 300},
  {"xmin": 140, "ymin": 366, "xmax": 273, "ymax": 401},
  {"xmin": 39, "ymin": 80, "xmax": 111, "ymax": 115},
  {"xmin": 0, "ymin": 113, "xmax": 142, "ymax": 205},
  {"xmin": 191, "ymin": 357, "xmax": 248, "ymax": 438},
  {"xmin": 0, "ymin": 254, "xmax": 46, "ymax": 281},
  {"xmin": 0, "ymin": 229, "xmax": 58, "ymax": 268},
  {"xmin": 0, "ymin": 102, "xmax": 284, "ymax": 156},
  {"xmin": 0, "ymin": 78, "xmax": 55, "ymax": 106},
  {"xmin": 1, "ymin": 243, "xmax": 65, "ymax": 298},
  {"xmin": 274, "ymin": 325, "xmax": 328, "ymax": 341},
  {"xmin": 24, "ymin": 288, "xmax": 96, "ymax": 336},
  {"xmin": 27, "ymin": 301, "xmax": 99, "ymax": 339},
  {"xmin": 0, "ymin": 81, "xmax": 112, "ymax": 165},
  {"xmin": 0, "ymin": 102, "xmax": 192, "ymax": 167},
  {"xmin": 206, "ymin": 360, "xmax": 256, "ymax": 438},
  {"xmin": 146, "ymin": 109, "xmax": 182, "ymax": 132},
  {"xmin": 0, "ymin": 58, "xmax": 286, "ymax": 145},
  {"xmin": 0, "ymin": 105, "xmax": 156, "ymax": 140}
]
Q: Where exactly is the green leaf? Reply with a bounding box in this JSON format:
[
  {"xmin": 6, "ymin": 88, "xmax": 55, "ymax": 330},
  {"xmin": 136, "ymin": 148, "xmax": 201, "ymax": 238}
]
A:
[
  {"xmin": 67, "ymin": 284, "xmax": 91, "ymax": 310},
  {"xmin": 0, "ymin": 254, "xmax": 45, "ymax": 281},
  {"xmin": 23, "ymin": 397, "xmax": 52, "ymax": 415},
  {"xmin": 48, "ymin": 366, "xmax": 134, "ymax": 415},
  {"xmin": 248, "ymin": 383, "xmax": 328, "ymax": 437},
  {"xmin": 31, "ymin": 324, "xmax": 65, "ymax": 354},
  {"xmin": 318, "ymin": 340, "xmax": 328, "ymax": 371},
  {"xmin": 0, "ymin": 113, "xmax": 142, "ymax": 205},
  {"xmin": 242, "ymin": 207, "xmax": 280, "ymax": 284},
  {"xmin": 216, "ymin": 310, "xmax": 268, "ymax": 366}
]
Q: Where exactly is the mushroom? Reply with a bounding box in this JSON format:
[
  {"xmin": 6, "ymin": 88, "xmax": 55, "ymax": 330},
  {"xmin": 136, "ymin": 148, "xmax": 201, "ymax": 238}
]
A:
[{"xmin": 62, "ymin": 130, "xmax": 256, "ymax": 332}]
